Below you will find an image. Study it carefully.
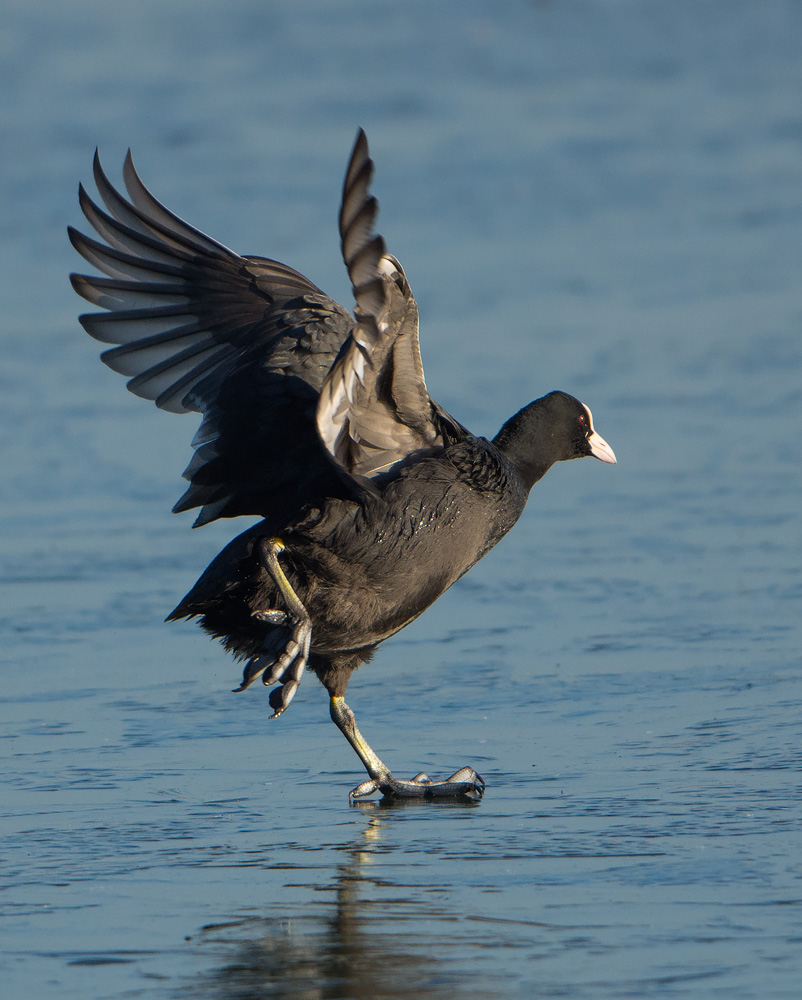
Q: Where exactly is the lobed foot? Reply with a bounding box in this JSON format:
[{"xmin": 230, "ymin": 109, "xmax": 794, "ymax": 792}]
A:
[
  {"xmin": 233, "ymin": 538, "xmax": 312, "ymax": 718},
  {"xmin": 350, "ymin": 766, "xmax": 485, "ymax": 803}
]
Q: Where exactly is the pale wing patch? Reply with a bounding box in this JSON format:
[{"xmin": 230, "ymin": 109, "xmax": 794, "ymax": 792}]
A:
[{"xmin": 317, "ymin": 131, "xmax": 441, "ymax": 478}]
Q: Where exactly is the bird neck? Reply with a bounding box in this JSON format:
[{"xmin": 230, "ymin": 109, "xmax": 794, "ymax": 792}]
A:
[{"xmin": 491, "ymin": 400, "xmax": 558, "ymax": 492}]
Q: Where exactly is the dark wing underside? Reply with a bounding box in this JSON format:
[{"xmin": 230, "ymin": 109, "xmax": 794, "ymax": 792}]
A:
[{"xmin": 70, "ymin": 151, "xmax": 356, "ymax": 525}]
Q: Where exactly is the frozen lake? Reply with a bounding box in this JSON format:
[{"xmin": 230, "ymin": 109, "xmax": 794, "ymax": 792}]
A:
[{"xmin": 2, "ymin": 1, "xmax": 801, "ymax": 997}]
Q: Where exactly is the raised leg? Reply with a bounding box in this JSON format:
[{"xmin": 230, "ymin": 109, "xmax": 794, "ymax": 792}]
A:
[
  {"xmin": 233, "ymin": 537, "xmax": 311, "ymax": 718},
  {"xmin": 329, "ymin": 696, "xmax": 485, "ymax": 802}
]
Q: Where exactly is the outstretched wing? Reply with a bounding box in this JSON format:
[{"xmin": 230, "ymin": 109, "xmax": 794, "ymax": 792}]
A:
[
  {"xmin": 318, "ymin": 130, "xmax": 463, "ymax": 477},
  {"xmin": 70, "ymin": 151, "xmax": 356, "ymax": 526}
]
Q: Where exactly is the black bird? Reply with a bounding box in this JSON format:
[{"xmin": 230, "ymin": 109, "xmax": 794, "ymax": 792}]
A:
[{"xmin": 69, "ymin": 130, "xmax": 616, "ymax": 801}]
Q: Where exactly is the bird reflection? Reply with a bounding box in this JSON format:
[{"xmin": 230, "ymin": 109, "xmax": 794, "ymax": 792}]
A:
[{"xmin": 190, "ymin": 814, "xmax": 486, "ymax": 1000}]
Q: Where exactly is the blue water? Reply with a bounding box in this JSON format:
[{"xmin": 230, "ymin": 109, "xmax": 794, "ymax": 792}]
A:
[{"xmin": 2, "ymin": 1, "xmax": 801, "ymax": 997}]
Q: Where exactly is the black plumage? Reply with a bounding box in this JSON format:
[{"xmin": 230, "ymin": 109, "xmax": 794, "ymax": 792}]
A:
[{"xmin": 70, "ymin": 130, "xmax": 616, "ymax": 800}]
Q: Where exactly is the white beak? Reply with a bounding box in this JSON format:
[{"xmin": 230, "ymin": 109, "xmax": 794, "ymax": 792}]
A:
[{"xmin": 588, "ymin": 430, "xmax": 616, "ymax": 464}]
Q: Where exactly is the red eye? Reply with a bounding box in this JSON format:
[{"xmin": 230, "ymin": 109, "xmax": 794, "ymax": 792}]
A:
[{"xmin": 578, "ymin": 413, "xmax": 586, "ymax": 426}]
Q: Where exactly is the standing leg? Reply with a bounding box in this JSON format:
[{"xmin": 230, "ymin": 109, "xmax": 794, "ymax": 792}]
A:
[{"xmin": 329, "ymin": 695, "xmax": 484, "ymax": 802}]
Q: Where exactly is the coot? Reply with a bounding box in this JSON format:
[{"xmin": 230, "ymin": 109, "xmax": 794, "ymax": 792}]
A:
[{"xmin": 70, "ymin": 130, "xmax": 615, "ymax": 801}]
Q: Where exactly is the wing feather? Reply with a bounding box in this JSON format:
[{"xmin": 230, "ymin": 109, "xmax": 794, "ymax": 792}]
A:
[
  {"xmin": 70, "ymin": 150, "xmax": 355, "ymax": 524},
  {"xmin": 70, "ymin": 132, "xmax": 464, "ymax": 526},
  {"xmin": 317, "ymin": 130, "xmax": 442, "ymax": 476}
]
